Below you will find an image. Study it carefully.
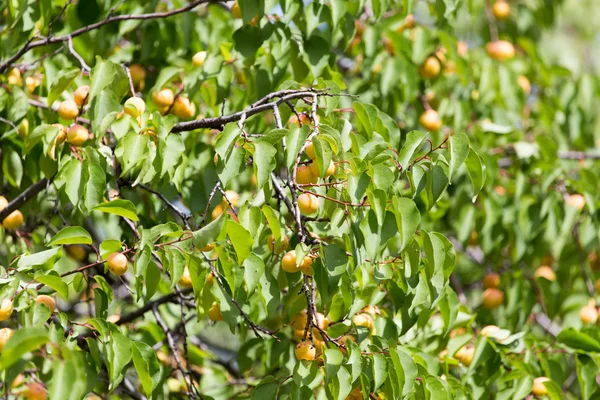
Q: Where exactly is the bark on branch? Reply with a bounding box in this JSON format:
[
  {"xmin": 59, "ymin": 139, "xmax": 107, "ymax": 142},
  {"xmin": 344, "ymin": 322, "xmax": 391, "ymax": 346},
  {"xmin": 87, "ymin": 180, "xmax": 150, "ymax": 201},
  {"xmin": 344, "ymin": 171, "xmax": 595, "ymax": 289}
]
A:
[{"xmin": 0, "ymin": 178, "xmax": 50, "ymax": 220}]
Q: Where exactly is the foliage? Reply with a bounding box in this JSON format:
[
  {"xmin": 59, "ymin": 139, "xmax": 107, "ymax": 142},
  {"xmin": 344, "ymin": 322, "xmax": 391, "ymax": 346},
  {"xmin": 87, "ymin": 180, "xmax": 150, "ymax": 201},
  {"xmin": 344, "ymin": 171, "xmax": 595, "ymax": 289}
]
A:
[{"xmin": 0, "ymin": 0, "xmax": 599, "ymax": 399}]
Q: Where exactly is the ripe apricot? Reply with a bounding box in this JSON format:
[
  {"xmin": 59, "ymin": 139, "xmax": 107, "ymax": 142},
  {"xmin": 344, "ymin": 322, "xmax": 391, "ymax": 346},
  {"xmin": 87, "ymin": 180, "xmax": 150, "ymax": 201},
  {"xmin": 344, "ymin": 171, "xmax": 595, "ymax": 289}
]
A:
[
  {"xmin": 295, "ymin": 341, "xmax": 316, "ymax": 361},
  {"xmin": 35, "ymin": 295, "xmax": 56, "ymax": 313},
  {"xmin": 3, "ymin": 210, "xmax": 24, "ymax": 230},
  {"xmin": 485, "ymin": 40, "xmax": 515, "ymax": 61},
  {"xmin": 579, "ymin": 305, "xmax": 597, "ymax": 324},
  {"xmin": 107, "ymin": 252, "xmax": 128, "ymax": 276},
  {"xmin": 208, "ymin": 303, "xmax": 224, "ymax": 321},
  {"xmin": 534, "ymin": 266, "xmax": 556, "ymax": 281},
  {"xmin": 0, "ymin": 327, "xmax": 13, "ymax": 351},
  {"xmin": 0, "ymin": 299, "xmax": 13, "ymax": 321},
  {"xmin": 419, "ymin": 56, "xmax": 441, "ymax": 79},
  {"xmin": 298, "ymin": 193, "xmax": 318, "ymax": 215},
  {"xmin": 566, "ymin": 194, "xmax": 585, "ymax": 211},
  {"xmin": 296, "ymin": 165, "xmax": 318, "ymax": 185},
  {"xmin": 152, "ymin": 88, "xmax": 175, "ymax": 107},
  {"xmin": 124, "ymin": 97, "xmax": 146, "ymax": 117},
  {"xmin": 178, "ymin": 267, "xmax": 193, "ymax": 288},
  {"xmin": 74, "ymin": 85, "xmax": 90, "ymax": 106},
  {"xmin": 482, "ymin": 288, "xmax": 504, "ymax": 309},
  {"xmin": 310, "ymin": 160, "xmax": 335, "ymax": 178},
  {"xmin": 282, "ymin": 250, "xmax": 300, "ymax": 273},
  {"xmin": 419, "ymin": 109, "xmax": 442, "ymax": 131},
  {"xmin": 483, "ymin": 272, "xmax": 500, "ymax": 289},
  {"xmin": 531, "ymin": 377, "xmax": 550, "ymax": 397},
  {"xmin": 305, "ymin": 141, "xmax": 316, "ymax": 160},
  {"xmin": 57, "ymin": 99, "xmax": 79, "ymax": 120},
  {"xmin": 171, "ymin": 96, "xmax": 195, "ymax": 119},
  {"xmin": 192, "ymin": 51, "xmax": 207, "ymax": 67},
  {"xmin": 23, "ymin": 383, "xmax": 46, "ymax": 400},
  {"xmin": 493, "ymin": 0, "xmax": 510, "ymax": 20},
  {"xmin": 67, "ymin": 124, "xmax": 88, "ymax": 146},
  {"xmin": 267, "ymin": 234, "xmax": 289, "ymax": 254}
]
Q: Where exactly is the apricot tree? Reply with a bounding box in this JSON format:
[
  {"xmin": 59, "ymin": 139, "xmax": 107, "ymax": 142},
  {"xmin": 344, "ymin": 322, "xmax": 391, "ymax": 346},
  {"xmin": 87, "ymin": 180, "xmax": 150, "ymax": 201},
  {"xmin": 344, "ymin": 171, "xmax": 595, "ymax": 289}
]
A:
[{"xmin": 0, "ymin": 0, "xmax": 599, "ymax": 399}]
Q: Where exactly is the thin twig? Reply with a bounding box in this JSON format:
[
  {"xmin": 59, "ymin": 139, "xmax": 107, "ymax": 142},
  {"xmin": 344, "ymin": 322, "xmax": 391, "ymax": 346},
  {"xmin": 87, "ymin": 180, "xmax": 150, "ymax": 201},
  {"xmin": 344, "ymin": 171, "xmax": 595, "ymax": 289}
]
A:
[{"xmin": 67, "ymin": 36, "xmax": 90, "ymax": 72}]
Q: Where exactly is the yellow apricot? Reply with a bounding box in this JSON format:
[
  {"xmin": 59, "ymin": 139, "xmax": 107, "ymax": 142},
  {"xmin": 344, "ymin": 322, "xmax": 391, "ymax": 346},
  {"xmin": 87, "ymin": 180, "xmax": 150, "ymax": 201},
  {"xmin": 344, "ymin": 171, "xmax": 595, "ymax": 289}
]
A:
[
  {"xmin": 267, "ymin": 234, "xmax": 289, "ymax": 254},
  {"xmin": 310, "ymin": 160, "xmax": 335, "ymax": 178},
  {"xmin": 482, "ymin": 288, "xmax": 504, "ymax": 309},
  {"xmin": 3, "ymin": 210, "xmax": 24, "ymax": 230},
  {"xmin": 295, "ymin": 341, "xmax": 316, "ymax": 361},
  {"xmin": 57, "ymin": 99, "xmax": 79, "ymax": 120},
  {"xmin": 35, "ymin": 295, "xmax": 56, "ymax": 313},
  {"xmin": 419, "ymin": 56, "xmax": 441, "ymax": 79},
  {"xmin": 74, "ymin": 85, "xmax": 90, "ymax": 106},
  {"xmin": 420, "ymin": 109, "xmax": 442, "ymax": 131},
  {"xmin": 178, "ymin": 267, "xmax": 193, "ymax": 288},
  {"xmin": 531, "ymin": 377, "xmax": 550, "ymax": 397},
  {"xmin": 152, "ymin": 88, "xmax": 175, "ymax": 107},
  {"xmin": 485, "ymin": 40, "xmax": 515, "ymax": 61},
  {"xmin": 22, "ymin": 383, "xmax": 47, "ymax": 400},
  {"xmin": 282, "ymin": 250, "xmax": 300, "ymax": 273},
  {"xmin": 124, "ymin": 97, "xmax": 146, "ymax": 117},
  {"xmin": 0, "ymin": 299, "xmax": 13, "ymax": 321},
  {"xmin": 534, "ymin": 266, "xmax": 556, "ymax": 281},
  {"xmin": 300, "ymin": 256, "xmax": 313, "ymax": 276},
  {"xmin": 298, "ymin": 193, "xmax": 318, "ymax": 215},
  {"xmin": 566, "ymin": 194, "xmax": 585, "ymax": 211},
  {"xmin": 493, "ymin": 0, "xmax": 510, "ymax": 20},
  {"xmin": 305, "ymin": 141, "xmax": 316, "ymax": 160},
  {"xmin": 171, "ymin": 96, "xmax": 195, "ymax": 119},
  {"xmin": 67, "ymin": 124, "xmax": 88, "ymax": 146},
  {"xmin": 296, "ymin": 165, "xmax": 318, "ymax": 185},
  {"xmin": 0, "ymin": 328, "xmax": 13, "ymax": 351},
  {"xmin": 208, "ymin": 303, "xmax": 224, "ymax": 321},
  {"xmin": 18, "ymin": 119, "xmax": 29, "ymax": 139},
  {"xmin": 483, "ymin": 272, "xmax": 500, "ymax": 289},
  {"xmin": 107, "ymin": 252, "xmax": 128, "ymax": 276},
  {"xmin": 192, "ymin": 51, "xmax": 207, "ymax": 67}
]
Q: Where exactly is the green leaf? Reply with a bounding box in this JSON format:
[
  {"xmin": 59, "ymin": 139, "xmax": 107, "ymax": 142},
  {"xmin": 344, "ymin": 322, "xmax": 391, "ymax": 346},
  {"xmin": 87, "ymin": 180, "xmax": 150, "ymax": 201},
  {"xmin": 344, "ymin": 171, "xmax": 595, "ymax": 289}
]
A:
[
  {"xmin": 48, "ymin": 68, "xmax": 80, "ymax": 107},
  {"xmin": 132, "ymin": 341, "xmax": 161, "ymax": 396},
  {"xmin": 93, "ymin": 199, "xmax": 139, "ymax": 221},
  {"xmin": 252, "ymin": 376, "xmax": 279, "ymax": 399},
  {"xmin": 47, "ymin": 226, "xmax": 92, "ymax": 246},
  {"xmin": 243, "ymin": 254, "xmax": 264, "ymax": 294},
  {"xmin": 0, "ymin": 327, "xmax": 49, "ymax": 370},
  {"xmin": 254, "ymin": 141, "xmax": 277, "ymax": 189},
  {"xmin": 226, "ymin": 220, "xmax": 253, "ymax": 263},
  {"xmin": 106, "ymin": 331, "xmax": 132, "ymax": 390},
  {"xmin": 17, "ymin": 247, "xmax": 62, "ymax": 271},
  {"xmin": 372, "ymin": 353, "xmax": 388, "ymax": 391},
  {"xmin": 448, "ymin": 133, "xmax": 469, "ymax": 181},
  {"xmin": 89, "ymin": 59, "xmax": 117, "ymax": 104},
  {"xmin": 35, "ymin": 273, "xmax": 69, "ymax": 300},
  {"xmin": 464, "ymin": 148, "xmax": 486, "ymax": 202},
  {"xmin": 557, "ymin": 328, "xmax": 600, "ymax": 352},
  {"xmin": 392, "ymin": 197, "xmax": 421, "ymax": 251},
  {"xmin": 192, "ymin": 214, "xmax": 225, "ymax": 249},
  {"xmin": 398, "ymin": 130, "xmax": 427, "ymax": 168}
]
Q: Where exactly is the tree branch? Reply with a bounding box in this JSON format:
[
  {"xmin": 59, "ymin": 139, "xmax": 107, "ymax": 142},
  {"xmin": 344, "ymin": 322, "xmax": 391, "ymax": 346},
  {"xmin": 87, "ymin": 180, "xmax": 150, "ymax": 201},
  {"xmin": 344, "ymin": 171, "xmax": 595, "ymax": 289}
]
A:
[
  {"xmin": 171, "ymin": 89, "xmax": 350, "ymax": 132},
  {"xmin": 0, "ymin": 178, "xmax": 50, "ymax": 220},
  {"xmin": 0, "ymin": 0, "xmax": 224, "ymax": 73},
  {"xmin": 116, "ymin": 288, "xmax": 192, "ymax": 325}
]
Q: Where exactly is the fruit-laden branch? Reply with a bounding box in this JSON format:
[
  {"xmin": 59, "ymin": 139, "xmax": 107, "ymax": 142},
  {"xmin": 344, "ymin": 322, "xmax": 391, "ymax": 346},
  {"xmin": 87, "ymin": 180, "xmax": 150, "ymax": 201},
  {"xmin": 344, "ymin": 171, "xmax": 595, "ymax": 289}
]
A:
[
  {"xmin": 171, "ymin": 89, "xmax": 351, "ymax": 132},
  {"xmin": 0, "ymin": 0, "xmax": 225, "ymax": 73},
  {"xmin": 0, "ymin": 177, "xmax": 50, "ymax": 220}
]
